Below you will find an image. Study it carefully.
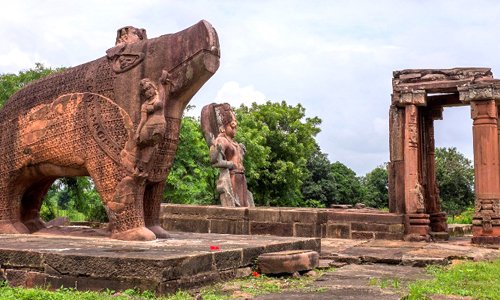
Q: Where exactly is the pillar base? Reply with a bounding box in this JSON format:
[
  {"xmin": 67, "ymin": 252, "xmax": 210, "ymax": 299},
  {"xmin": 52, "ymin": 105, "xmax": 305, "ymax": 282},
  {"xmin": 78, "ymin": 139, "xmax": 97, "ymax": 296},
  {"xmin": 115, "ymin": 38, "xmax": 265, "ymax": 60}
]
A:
[
  {"xmin": 404, "ymin": 213, "xmax": 430, "ymax": 240},
  {"xmin": 472, "ymin": 214, "xmax": 500, "ymax": 245},
  {"xmin": 429, "ymin": 212, "xmax": 448, "ymax": 232}
]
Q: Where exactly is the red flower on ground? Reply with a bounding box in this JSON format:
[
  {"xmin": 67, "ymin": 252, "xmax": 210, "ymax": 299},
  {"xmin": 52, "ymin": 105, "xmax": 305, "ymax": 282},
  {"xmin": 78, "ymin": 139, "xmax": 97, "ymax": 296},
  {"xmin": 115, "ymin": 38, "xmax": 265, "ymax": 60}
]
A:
[{"xmin": 252, "ymin": 271, "xmax": 260, "ymax": 277}]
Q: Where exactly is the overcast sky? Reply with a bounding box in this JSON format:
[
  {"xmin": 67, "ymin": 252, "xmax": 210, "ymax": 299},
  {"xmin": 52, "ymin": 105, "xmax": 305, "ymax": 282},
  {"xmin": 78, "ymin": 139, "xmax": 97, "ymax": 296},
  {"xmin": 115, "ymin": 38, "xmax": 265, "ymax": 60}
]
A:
[{"xmin": 1, "ymin": 0, "xmax": 499, "ymax": 175}]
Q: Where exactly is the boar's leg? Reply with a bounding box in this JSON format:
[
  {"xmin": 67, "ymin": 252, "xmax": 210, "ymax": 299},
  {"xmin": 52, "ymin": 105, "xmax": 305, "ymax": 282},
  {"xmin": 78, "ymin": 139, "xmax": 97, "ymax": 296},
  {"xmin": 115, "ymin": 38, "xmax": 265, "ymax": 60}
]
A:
[
  {"xmin": 0, "ymin": 178, "xmax": 31, "ymax": 234},
  {"xmin": 20, "ymin": 178, "xmax": 55, "ymax": 232},
  {"xmin": 144, "ymin": 181, "xmax": 169, "ymax": 238},
  {"xmin": 85, "ymin": 149, "xmax": 156, "ymax": 241}
]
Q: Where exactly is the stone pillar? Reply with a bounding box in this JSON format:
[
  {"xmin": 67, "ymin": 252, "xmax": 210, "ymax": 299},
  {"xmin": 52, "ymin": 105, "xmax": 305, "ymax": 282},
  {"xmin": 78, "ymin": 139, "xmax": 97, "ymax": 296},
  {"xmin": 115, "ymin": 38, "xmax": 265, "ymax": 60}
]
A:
[
  {"xmin": 388, "ymin": 104, "xmax": 405, "ymax": 214},
  {"xmin": 403, "ymin": 104, "xmax": 430, "ymax": 238},
  {"xmin": 423, "ymin": 106, "xmax": 448, "ymax": 235},
  {"xmin": 470, "ymin": 99, "xmax": 500, "ymax": 244}
]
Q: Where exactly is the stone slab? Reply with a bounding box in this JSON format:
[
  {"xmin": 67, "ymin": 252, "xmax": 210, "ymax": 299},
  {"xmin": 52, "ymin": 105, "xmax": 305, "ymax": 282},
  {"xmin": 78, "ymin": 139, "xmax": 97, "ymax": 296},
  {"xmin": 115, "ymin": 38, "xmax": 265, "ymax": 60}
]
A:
[
  {"xmin": 319, "ymin": 237, "xmax": 500, "ymax": 266},
  {"xmin": 0, "ymin": 230, "xmax": 320, "ymax": 295},
  {"xmin": 255, "ymin": 264, "xmax": 430, "ymax": 300}
]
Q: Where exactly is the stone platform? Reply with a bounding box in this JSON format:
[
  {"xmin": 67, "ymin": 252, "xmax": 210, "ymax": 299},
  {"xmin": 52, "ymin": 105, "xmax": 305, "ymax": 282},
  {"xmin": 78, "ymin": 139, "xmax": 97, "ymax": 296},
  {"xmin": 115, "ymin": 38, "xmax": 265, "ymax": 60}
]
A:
[
  {"xmin": 0, "ymin": 230, "xmax": 319, "ymax": 294},
  {"xmin": 160, "ymin": 204, "xmax": 405, "ymax": 240}
]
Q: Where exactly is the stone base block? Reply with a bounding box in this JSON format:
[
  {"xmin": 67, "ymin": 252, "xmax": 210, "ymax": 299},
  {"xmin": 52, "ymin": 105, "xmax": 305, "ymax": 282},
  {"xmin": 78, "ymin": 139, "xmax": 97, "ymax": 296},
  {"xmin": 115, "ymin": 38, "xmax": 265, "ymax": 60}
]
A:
[
  {"xmin": 257, "ymin": 250, "xmax": 319, "ymax": 274},
  {"xmin": 0, "ymin": 231, "xmax": 320, "ymax": 295}
]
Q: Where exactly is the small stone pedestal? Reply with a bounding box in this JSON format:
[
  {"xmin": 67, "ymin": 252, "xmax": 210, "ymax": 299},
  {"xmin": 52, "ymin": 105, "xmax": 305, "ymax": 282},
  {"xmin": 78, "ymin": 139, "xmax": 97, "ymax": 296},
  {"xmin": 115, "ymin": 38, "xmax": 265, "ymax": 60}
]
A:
[
  {"xmin": 405, "ymin": 214, "xmax": 430, "ymax": 240},
  {"xmin": 257, "ymin": 250, "xmax": 319, "ymax": 275}
]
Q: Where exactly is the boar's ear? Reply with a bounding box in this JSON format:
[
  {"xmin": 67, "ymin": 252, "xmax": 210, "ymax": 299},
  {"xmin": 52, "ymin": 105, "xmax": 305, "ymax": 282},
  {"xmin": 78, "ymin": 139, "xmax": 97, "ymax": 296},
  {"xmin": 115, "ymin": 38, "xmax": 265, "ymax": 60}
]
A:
[{"xmin": 139, "ymin": 29, "xmax": 147, "ymax": 40}]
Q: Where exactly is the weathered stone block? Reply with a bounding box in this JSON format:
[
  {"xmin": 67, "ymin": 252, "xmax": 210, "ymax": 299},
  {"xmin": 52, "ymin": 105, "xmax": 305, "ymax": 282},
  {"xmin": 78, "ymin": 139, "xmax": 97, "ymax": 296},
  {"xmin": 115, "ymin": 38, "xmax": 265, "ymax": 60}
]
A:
[
  {"xmin": 280, "ymin": 210, "xmax": 318, "ymax": 223},
  {"xmin": 352, "ymin": 232, "xmax": 374, "ymax": 239},
  {"xmin": 206, "ymin": 206, "xmax": 248, "ymax": 220},
  {"xmin": 294, "ymin": 223, "xmax": 319, "ymax": 237},
  {"xmin": 389, "ymin": 224, "xmax": 405, "ymax": 233},
  {"xmin": 159, "ymin": 272, "xmax": 219, "ymax": 295},
  {"xmin": 242, "ymin": 246, "xmax": 266, "ymax": 266},
  {"xmin": 375, "ymin": 232, "xmax": 403, "ymax": 240},
  {"xmin": 248, "ymin": 208, "xmax": 281, "ymax": 223},
  {"xmin": 327, "ymin": 212, "xmax": 404, "ymax": 224},
  {"xmin": 326, "ymin": 223, "xmax": 350, "ymax": 239},
  {"xmin": 214, "ymin": 250, "xmax": 243, "ymax": 270},
  {"xmin": 0, "ymin": 250, "xmax": 45, "ymax": 269},
  {"xmin": 250, "ymin": 222, "xmax": 293, "ymax": 236},
  {"xmin": 257, "ymin": 250, "xmax": 319, "ymax": 274},
  {"xmin": 210, "ymin": 219, "xmax": 248, "ymax": 235},
  {"xmin": 351, "ymin": 222, "xmax": 389, "ymax": 232},
  {"xmin": 162, "ymin": 216, "xmax": 210, "ymax": 233},
  {"xmin": 163, "ymin": 204, "xmax": 211, "ymax": 216}
]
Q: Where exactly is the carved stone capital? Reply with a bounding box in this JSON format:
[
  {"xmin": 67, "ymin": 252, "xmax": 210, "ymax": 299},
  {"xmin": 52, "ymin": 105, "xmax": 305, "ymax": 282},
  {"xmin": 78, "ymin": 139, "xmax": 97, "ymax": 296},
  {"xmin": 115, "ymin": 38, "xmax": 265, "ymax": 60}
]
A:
[
  {"xmin": 399, "ymin": 90, "xmax": 427, "ymax": 106},
  {"xmin": 459, "ymin": 86, "xmax": 500, "ymax": 103},
  {"xmin": 470, "ymin": 100, "xmax": 497, "ymax": 121}
]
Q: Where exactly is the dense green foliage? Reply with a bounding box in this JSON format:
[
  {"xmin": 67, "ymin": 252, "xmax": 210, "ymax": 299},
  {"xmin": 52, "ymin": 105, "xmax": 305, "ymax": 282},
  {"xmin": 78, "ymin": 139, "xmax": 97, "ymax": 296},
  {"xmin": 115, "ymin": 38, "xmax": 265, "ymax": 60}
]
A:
[
  {"xmin": 435, "ymin": 147, "xmax": 475, "ymax": 216},
  {"xmin": 235, "ymin": 101, "xmax": 321, "ymax": 206},
  {"xmin": 405, "ymin": 259, "xmax": 500, "ymax": 299},
  {"xmin": 361, "ymin": 164, "xmax": 389, "ymax": 208},
  {"xmin": 164, "ymin": 112, "xmax": 218, "ymax": 204}
]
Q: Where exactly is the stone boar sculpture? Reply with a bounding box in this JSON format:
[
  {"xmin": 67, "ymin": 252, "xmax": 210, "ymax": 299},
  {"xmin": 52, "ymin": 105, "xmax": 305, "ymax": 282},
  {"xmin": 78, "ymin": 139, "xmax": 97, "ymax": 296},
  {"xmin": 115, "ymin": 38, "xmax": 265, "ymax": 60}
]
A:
[{"xmin": 0, "ymin": 20, "xmax": 220, "ymax": 241}]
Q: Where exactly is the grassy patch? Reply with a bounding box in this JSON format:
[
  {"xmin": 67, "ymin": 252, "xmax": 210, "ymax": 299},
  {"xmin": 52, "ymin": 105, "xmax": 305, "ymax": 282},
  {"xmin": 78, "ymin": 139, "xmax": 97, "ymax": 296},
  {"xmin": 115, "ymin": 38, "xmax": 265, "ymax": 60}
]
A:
[
  {"xmin": 198, "ymin": 268, "xmax": 336, "ymax": 299},
  {"xmin": 0, "ymin": 268, "xmax": 336, "ymax": 300},
  {"xmin": 0, "ymin": 284, "xmax": 191, "ymax": 300},
  {"xmin": 404, "ymin": 259, "xmax": 500, "ymax": 299}
]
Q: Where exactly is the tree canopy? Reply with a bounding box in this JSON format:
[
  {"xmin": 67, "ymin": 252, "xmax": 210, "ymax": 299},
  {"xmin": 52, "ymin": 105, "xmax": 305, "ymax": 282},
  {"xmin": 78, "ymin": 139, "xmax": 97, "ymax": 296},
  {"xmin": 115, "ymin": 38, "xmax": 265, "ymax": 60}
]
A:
[
  {"xmin": 435, "ymin": 147, "xmax": 475, "ymax": 215},
  {"xmin": 235, "ymin": 101, "xmax": 321, "ymax": 206}
]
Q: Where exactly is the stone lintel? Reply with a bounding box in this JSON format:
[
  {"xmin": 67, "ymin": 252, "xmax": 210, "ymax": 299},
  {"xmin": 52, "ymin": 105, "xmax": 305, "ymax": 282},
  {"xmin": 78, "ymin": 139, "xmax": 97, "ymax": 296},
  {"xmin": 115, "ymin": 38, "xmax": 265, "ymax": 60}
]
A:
[{"xmin": 459, "ymin": 85, "xmax": 500, "ymax": 103}]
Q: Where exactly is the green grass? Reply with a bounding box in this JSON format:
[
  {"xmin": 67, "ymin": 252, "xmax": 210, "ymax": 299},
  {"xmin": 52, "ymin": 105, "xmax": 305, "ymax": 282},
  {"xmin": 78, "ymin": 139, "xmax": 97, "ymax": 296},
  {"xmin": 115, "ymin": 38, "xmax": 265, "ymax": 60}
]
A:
[
  {"xmin": 404, "ymin": 259, "xmax": 500, "ymax": 299},
  {"xmin": 0, "ymin": 284, "xmax": 191, "ymax": 300},
  {"xmin": 0, "ymin": 268, "xmax": 336, "ymax": 300}
]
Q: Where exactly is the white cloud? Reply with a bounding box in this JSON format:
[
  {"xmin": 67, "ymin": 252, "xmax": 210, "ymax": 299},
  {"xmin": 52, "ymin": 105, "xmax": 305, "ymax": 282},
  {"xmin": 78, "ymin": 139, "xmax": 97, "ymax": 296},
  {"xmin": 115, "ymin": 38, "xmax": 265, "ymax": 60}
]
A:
[{"xmin": 214, "ymin": 81, "xmax": 266, "ymax": 107}]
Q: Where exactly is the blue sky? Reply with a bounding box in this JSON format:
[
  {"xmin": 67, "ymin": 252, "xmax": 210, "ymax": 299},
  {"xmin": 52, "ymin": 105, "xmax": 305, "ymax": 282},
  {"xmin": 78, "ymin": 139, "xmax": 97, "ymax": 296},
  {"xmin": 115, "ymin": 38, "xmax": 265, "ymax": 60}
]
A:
[{"xmin": 2, "ymin": 0, "xmax": 500, "ymax": 174}]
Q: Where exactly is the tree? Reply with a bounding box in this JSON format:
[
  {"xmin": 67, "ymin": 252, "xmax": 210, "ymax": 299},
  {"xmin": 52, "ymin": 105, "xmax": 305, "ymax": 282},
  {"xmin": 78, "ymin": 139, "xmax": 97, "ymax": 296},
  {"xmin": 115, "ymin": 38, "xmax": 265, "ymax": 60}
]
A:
[
  {"xmin": 235, "ymin": 101, "xmax": 321, "ymax": 207},
  {"xmin": 361, "ymin": 164, "xmax": 389, "ymax": 209},
  {"xmin": 330, "ymin": 161, "xmax": 364, "ymax": 205},
  {"xmin": 164, "ymin": 112, "xmax": 219, "ymax": 204},
  {"xmin": 0, "ymin": 63, "xmax": 66, "ymax": 109},
  {"xmin": 435, "ymin": 147, "xmax": 475, "ymax": 216},
  {"xmin": 300, "ymin": 148, "xmax": 335, "ymax": 207}
]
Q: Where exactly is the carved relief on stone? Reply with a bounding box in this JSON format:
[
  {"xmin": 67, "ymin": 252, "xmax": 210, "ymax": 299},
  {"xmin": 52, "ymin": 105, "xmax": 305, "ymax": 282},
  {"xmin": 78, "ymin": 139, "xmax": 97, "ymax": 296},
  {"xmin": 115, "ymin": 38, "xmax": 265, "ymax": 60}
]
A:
[
  {"xmin": 412, "ymin": 183, "xmax": 425, "ymax": 213},
  {"xmin": 0, "ymin": 21, "xmax": 220, "ymax": 241},
  {"xmin": 201, "ymin": 103, "xmax": 255, "ymax": 207}
]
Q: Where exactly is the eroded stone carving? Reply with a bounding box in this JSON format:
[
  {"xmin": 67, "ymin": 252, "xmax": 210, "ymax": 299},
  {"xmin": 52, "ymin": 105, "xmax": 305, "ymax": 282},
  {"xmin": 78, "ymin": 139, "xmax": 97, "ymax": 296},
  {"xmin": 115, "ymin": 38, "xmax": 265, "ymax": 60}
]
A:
[
  {"xmin": 201, "ymin": 103, "xmax": 255, "ymax": 207},
  {"xmin": 0, "ymin": 20, "xmax": 220, "ymax": 241}
]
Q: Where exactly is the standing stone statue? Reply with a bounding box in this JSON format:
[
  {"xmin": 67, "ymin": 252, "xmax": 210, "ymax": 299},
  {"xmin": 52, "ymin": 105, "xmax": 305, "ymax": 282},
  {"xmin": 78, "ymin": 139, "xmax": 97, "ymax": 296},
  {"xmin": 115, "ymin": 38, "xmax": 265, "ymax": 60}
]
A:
[
  {"xmin": 0, "ymin": 20, "xmax": 220, "ymax": 241},
  {"xmin": 201, "ymin": 103, "xmax": 255, "ymax": 207}
]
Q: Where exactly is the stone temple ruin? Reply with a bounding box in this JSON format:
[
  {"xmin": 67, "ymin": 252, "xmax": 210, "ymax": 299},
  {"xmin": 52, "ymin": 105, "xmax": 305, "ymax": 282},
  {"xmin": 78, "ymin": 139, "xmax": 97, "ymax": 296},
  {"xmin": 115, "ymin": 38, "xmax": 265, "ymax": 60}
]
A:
[
  {"xmin": 389, "ymin": 68, "xmax": 500, "ymax": 244},
  {"xmin": 2, "ymin": 18, "xmax": 500, "ymax": 296}
]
